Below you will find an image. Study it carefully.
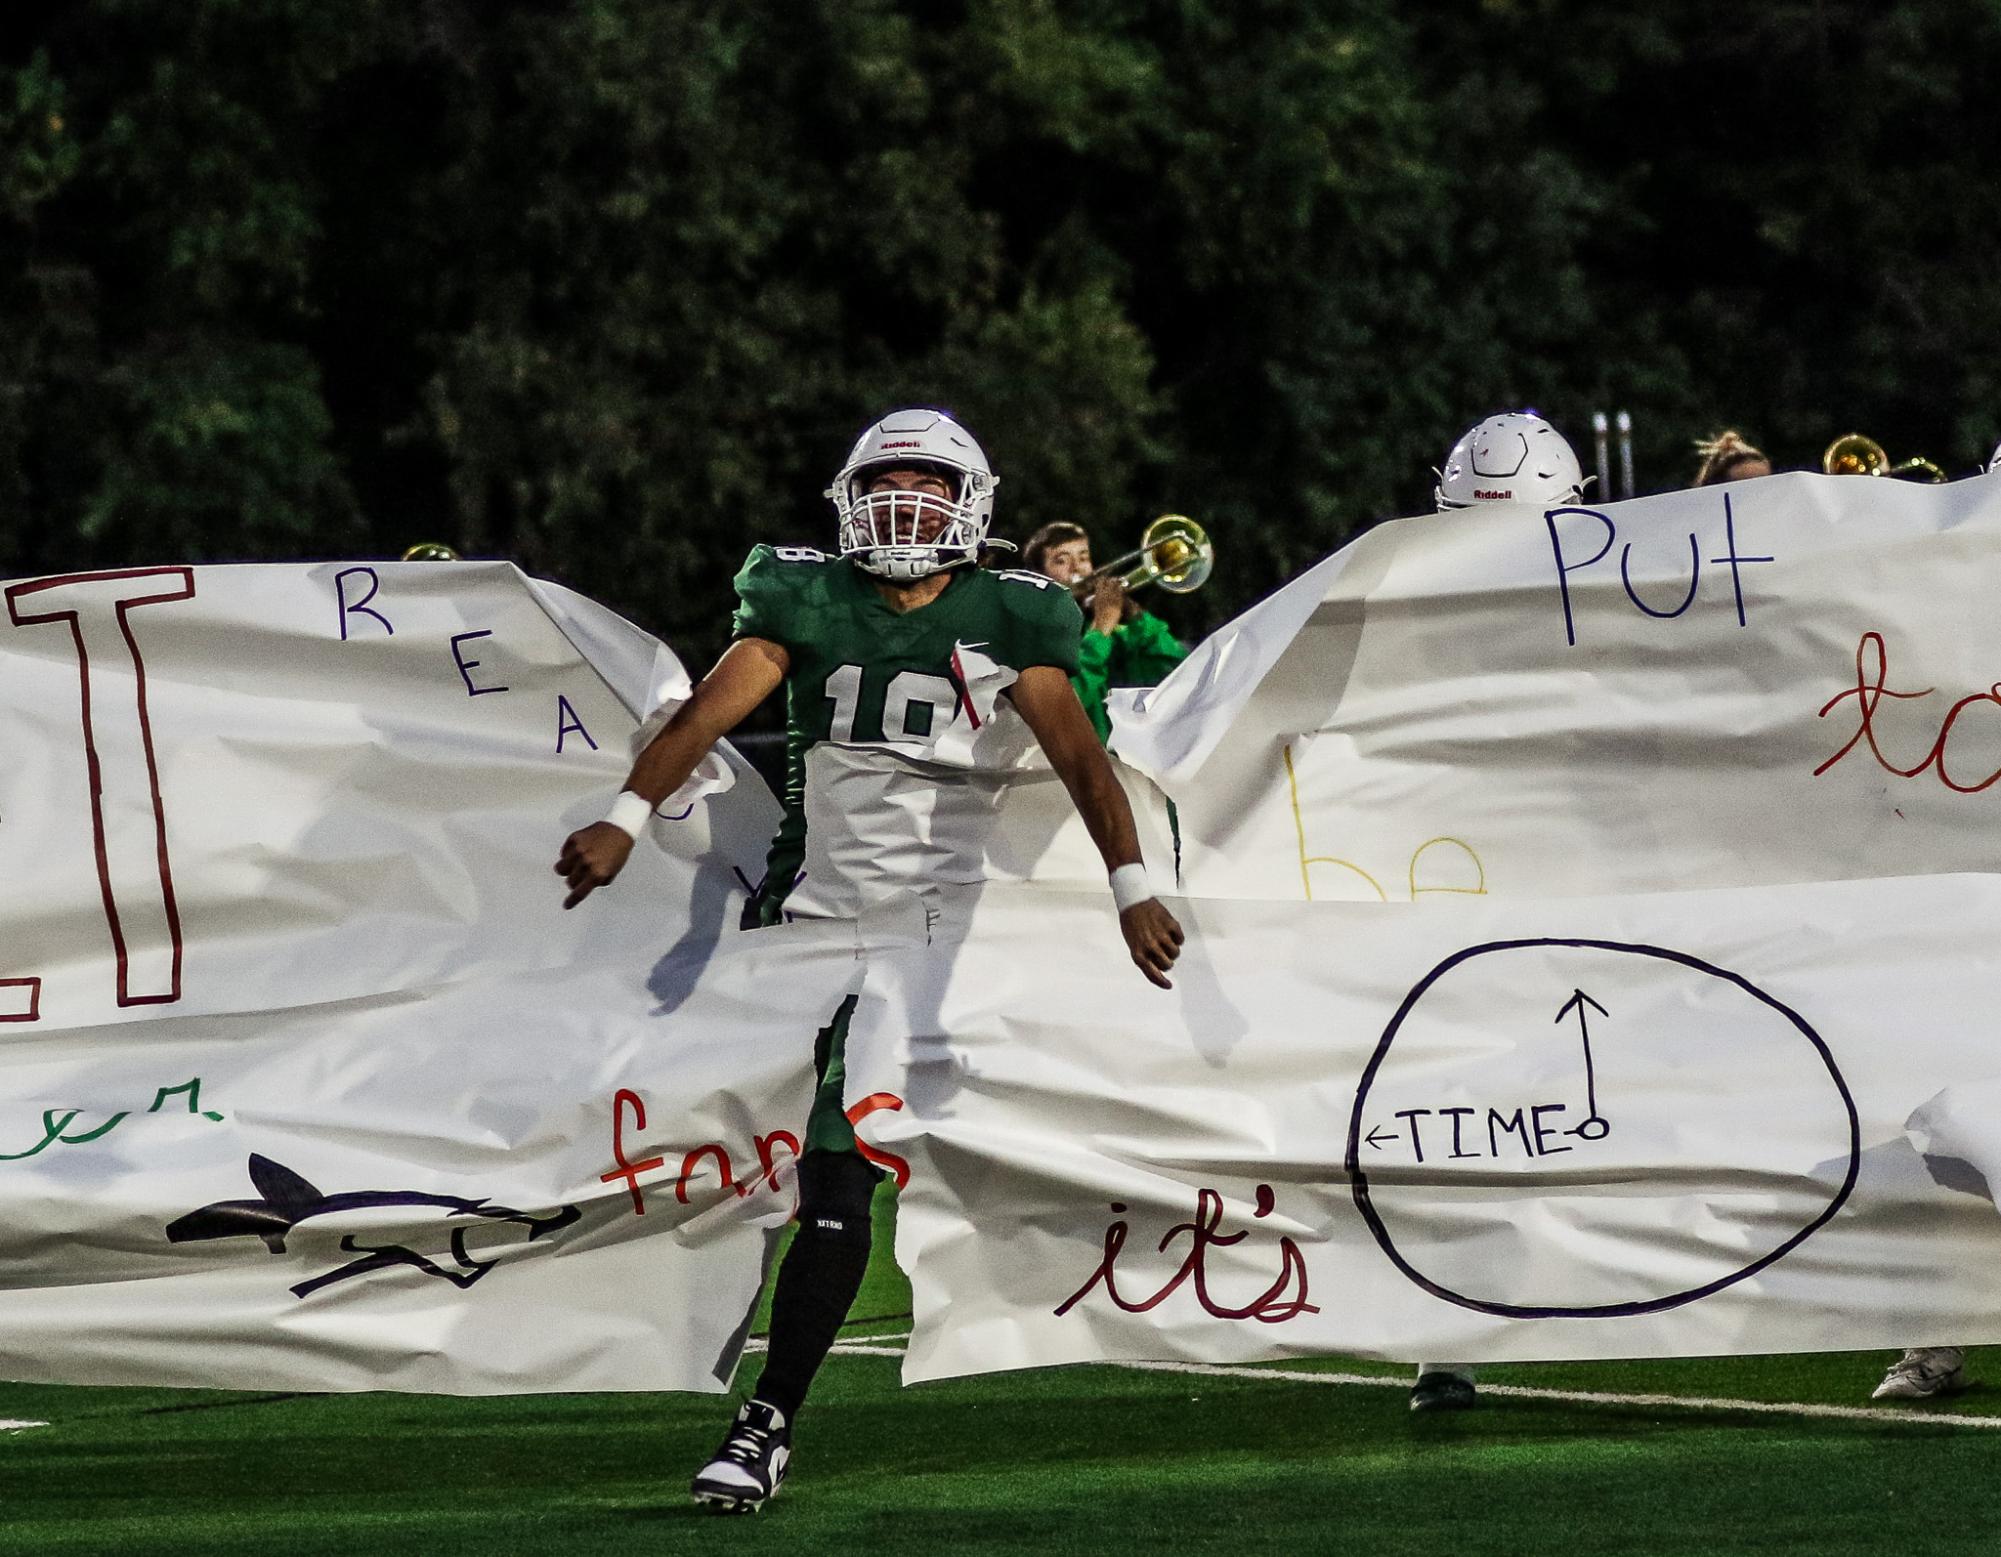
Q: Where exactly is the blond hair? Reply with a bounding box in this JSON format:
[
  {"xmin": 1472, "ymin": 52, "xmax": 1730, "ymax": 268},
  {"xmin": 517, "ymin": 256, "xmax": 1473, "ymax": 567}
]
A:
[{"xmin": 1691, "ymin": 430, "xmax": 1768, "ymax": 487}]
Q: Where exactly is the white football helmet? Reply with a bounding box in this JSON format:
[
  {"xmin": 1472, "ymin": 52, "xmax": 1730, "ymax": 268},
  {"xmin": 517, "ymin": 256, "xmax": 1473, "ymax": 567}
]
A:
[
  {"xmin": 826, "ymin": 408, "xmax": 1000, "ymax": 581},
  {"xmin": 1434, "ymin": 412, "xmax": 1585, "ymax": 510}
]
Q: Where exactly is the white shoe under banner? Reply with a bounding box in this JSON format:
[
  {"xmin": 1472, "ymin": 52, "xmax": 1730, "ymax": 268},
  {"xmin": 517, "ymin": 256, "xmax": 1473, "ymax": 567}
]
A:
[{"xmin": 8, "ymin": 469, "xmax": 2001, "ymax": 1393}]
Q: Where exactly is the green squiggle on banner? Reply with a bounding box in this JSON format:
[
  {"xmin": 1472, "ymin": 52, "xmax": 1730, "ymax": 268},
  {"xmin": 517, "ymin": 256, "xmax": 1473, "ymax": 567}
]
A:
[{"xmin": 0, "ymin": 1078, "xmax": 224, "ymax": 1162}]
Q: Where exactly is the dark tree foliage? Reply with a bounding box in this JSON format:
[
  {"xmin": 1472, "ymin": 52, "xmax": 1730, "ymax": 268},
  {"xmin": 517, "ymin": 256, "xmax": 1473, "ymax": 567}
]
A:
[{"xmin": 4, "ymin": 0, "xmax": 1999, "ymax": 674}]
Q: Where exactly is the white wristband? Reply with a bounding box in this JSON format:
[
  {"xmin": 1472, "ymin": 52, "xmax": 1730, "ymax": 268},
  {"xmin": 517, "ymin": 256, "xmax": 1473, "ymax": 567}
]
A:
[
  {"xmin": 1109, "ymin": 863, "xmax": 1154, "ymax": 914},
  {"xmin": 602, "ymin": 790, "xmax": 656, "ymax": 841}
]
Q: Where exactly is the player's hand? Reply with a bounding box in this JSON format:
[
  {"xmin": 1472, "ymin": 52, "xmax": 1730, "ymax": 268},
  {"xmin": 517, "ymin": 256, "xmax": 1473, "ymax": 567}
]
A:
[
  {"xmin": 555, "ymin": 822, "xmax": 636, "ymax": 909},
  {"xmin": 1089, "ymin": 574, "xmax": 1128, "ymax": 635},
  {"xmin": 1120, "ymin": 897, "xmax": 1183, "ymax": 989}
]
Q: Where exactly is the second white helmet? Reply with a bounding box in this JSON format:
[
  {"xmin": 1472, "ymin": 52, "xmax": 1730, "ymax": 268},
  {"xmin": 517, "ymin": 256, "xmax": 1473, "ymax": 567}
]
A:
[
  {"xmin": 1435, "ymin": 412, "xmax": 1585, "ymax": 511},
  {"xmin": 826, "ymin": 408, "xmax": 999, "ymax": 581}
]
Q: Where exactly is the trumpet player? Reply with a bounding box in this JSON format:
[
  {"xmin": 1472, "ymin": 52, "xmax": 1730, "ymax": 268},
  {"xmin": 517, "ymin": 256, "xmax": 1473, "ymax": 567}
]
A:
[{"xmin": 1023, "ymin": 522, "xmax": 1190, "ymax": 743}]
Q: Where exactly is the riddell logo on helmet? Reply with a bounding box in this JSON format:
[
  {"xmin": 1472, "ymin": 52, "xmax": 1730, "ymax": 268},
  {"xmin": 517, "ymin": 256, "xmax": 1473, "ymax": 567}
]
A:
[
  {"xmin": 880, "ymin": 441, "xmax": 923, "ymax": 450},
  {"xmin": 1474, "ymin": 488, "xmax": 1513, "ymax": 500}
]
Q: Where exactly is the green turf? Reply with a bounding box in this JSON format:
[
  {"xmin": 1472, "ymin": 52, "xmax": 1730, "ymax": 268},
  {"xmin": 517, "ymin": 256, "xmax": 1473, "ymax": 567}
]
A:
[{"xmin": 4, "ymin": 1184, "xmax": 1997, "ymax": 1556}]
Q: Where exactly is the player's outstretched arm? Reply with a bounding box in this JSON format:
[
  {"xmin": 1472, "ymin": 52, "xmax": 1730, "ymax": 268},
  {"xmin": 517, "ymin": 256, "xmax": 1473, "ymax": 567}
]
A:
[
  {"xmin": 555, "ymin": 637, "xmax": 790, "ymax": 909},
  {"xmin": 1008, "ymin": 665, "xmax": 1184, "ymax": 989}
]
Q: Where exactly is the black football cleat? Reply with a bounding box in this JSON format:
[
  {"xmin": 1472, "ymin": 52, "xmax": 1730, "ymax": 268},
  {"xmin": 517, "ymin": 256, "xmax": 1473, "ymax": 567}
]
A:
[
  {"xmin": 1409, "ymin": 1371, "xmax": 1478, "ymax": 1413},
  {"xmin": 691, "ymin": 1399, "xmax": 793, "ymax": 1513}
]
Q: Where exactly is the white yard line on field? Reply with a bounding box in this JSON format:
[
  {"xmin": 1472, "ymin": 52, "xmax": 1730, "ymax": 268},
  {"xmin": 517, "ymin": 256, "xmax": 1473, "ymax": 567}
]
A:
[
  {"xmin": 1117, "ymin": 1359, "xmax": 2001, "ymax": 1430},
  {"xmin": 744, "ymin": 1332, "xmax": 912, "ymax": 1355},
  {"xmin": 1, "ymin": 1419, "xmax": 48, "ymax": 1431},
  {"xmin": 784, "ymin": 1335, "xmax": 2001, "ymax": 1431}
]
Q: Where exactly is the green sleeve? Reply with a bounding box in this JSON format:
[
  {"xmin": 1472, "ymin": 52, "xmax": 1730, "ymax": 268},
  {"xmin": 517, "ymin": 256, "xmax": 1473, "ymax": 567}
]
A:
[
  {"xmin": 1106, "ymin": 611, "xmax": 1189, "ymax": 686},
  {"xmin": 731, "ymin": 544, "xmax": 803, "ymax": 646},
  {"xmin": 1071, "ymin": 629, "xmax": 1115, "ymax": 743},
  {"xmin": 995, "ymin": 570, "xmax": 1084, "ymax": 675}
]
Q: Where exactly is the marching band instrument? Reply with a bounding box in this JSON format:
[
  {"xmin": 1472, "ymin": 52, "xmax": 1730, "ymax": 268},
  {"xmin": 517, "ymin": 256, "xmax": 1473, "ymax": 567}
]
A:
[
  {"xmin": 1076, "ymin": 515, "xmax": 1213, "ymax": 599},
  {"xmin": 1822, "ymin": 433, "xmax": 1946, "ymax": 484}
]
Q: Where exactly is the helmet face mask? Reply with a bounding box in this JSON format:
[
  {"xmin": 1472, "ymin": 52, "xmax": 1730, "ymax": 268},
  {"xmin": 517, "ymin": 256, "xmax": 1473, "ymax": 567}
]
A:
[
  {"xmin": 1435, "ymin": 412, "xmax": 1584, "ymax": 511},
  {"xmin": 828, "ymin": 410, "xmax": 998, "ymax": 581}
]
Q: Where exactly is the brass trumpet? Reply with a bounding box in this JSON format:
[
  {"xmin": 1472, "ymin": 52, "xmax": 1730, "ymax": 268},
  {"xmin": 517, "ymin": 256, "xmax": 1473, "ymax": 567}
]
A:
[
  {"xmin": 1823, "ymin": 433, "xmax": 1946, "ymax": 484},
  {"xmin": 1075, "ymin": 514, "xmax": 1213, "ymax": 600}
]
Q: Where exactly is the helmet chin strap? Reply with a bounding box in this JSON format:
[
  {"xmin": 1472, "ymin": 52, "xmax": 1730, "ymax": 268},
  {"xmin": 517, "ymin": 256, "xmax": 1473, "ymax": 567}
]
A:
[
  {"xmin": 854, "ymin": 548, "xmax": 976, "ymax": 582},
  {"xmin": 854, "ymin": 532, "xmax": 1017, "ymax": 580}
]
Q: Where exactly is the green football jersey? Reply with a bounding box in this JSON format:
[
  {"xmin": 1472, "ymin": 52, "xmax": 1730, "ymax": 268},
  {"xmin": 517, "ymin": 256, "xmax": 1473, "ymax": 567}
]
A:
[{"xmin": 731, "ymin": 545, "xmax": 1083, "ymax": 921}]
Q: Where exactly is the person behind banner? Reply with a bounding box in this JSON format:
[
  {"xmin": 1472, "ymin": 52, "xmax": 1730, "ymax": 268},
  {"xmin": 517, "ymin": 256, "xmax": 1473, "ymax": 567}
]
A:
[
  {"xmin": 1689, "ymin": 430, "xmax": 1771, "ymax": 487},
  {"xmin": 1856, "ymin": 441, "xmax": 1994, "ymax": 1405},
  {"xmin": 1433, "ymin": 410, "xmax": 1585, "ymax": 515},
  {"xmin": 553, "ymin": 407, "xmax": 1182, "ymax": 1514},
  {"xmin": 1413, "ymin": 409, "xmax": 1586, "ymax": 1414},
  {"xmin": 1021, "ymin": 522, "xmax": 1189, "ymax": 743}
]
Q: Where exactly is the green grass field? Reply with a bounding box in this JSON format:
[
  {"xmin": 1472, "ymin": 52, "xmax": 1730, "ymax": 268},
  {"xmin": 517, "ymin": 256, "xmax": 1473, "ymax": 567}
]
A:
[{"xmin": 4, "ymin": 1187, "xmax": 1998, "ymax": 1556}]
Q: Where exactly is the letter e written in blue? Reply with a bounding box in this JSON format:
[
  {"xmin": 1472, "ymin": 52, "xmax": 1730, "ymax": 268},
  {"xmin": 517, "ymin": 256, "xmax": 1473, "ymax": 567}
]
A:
[{"xmin": 450, "ymin": 630, "xmax": 509, "ymax": 697}]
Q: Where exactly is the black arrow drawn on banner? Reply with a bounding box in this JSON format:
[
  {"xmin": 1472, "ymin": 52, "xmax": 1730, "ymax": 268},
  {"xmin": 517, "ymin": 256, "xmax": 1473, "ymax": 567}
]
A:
[{"xmin": 1557, "ymin": 988, "xmax": 1612, "ymax": 1141}]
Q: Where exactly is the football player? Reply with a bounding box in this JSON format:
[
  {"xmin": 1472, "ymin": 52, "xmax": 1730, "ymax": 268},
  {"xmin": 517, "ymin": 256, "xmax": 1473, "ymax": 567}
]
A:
[
  {"xmin": 1410, "ymin": 410, "xmax": 1584, "ymax": 1416},
  {"xmin": 1433, "ymin": 410, "xmax": 1585, "ymax": 511},
  {"xmin": 555, "ymin": 407, "xmax": 1183, "ymax": 1510}
]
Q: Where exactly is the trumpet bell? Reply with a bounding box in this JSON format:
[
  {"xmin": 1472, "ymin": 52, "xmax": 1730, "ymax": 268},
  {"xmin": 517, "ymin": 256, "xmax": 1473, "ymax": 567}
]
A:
[
  {"xmin": 1120, "ymin": 514, "xmax": 1213, "ymax": 595},
  {"xmin": 1823, "ymin": 434, "xmax": 1947, "ymax": 484},
  {"xmin": 1823, "ymin": 433, "xmax": 1886, "ymax": 477}
]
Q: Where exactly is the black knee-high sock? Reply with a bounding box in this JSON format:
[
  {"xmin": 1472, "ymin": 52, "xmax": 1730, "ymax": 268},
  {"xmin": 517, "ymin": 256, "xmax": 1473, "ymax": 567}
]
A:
[{"xmin": 753, "ymin": 1152, "xmax": 876, "ymax": 1421}]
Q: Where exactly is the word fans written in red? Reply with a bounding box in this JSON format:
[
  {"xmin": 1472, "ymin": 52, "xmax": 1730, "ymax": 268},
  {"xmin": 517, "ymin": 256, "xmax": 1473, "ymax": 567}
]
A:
[{"xmin": 600, "ymin": 1087, "xmax": 910, "ymax": 1216}]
